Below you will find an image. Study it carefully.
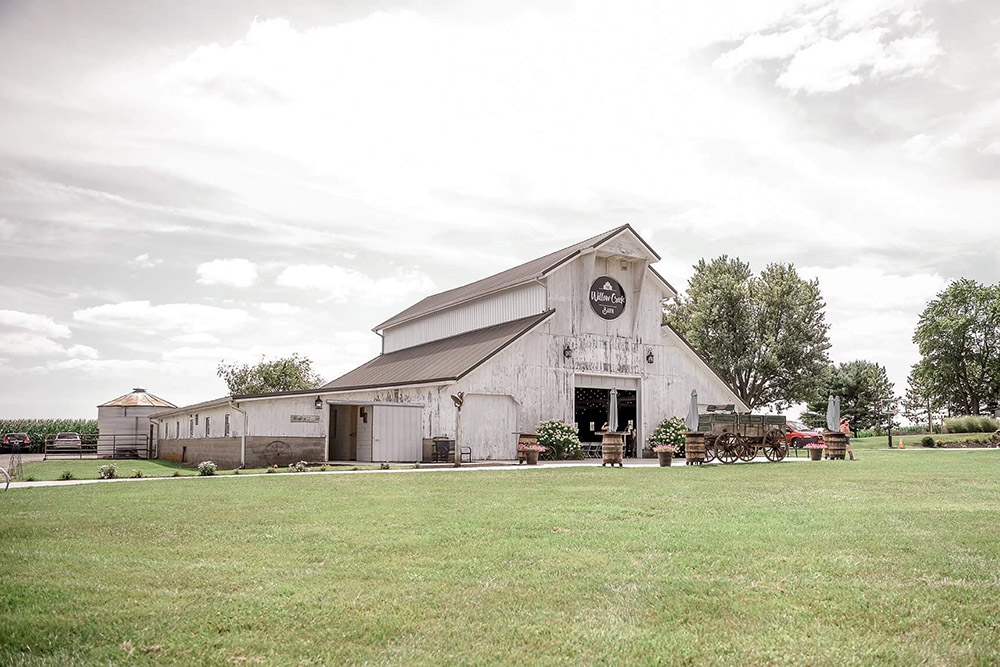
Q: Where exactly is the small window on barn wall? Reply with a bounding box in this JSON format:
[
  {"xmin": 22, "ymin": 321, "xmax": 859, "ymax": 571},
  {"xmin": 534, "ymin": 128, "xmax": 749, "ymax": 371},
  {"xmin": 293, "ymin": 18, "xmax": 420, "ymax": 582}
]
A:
[
  {"xmin": 189, "ymin": 418, "xmax": 193, "ymax": 437},
  {"xmin": 176, "ymin": 421, "xmax": 180, "ymax": 439},
  {"xmin": 205, "ymin": 416, "xmax": 211, "ymax": 437},
  {"xmin": 195, "ymin": 414, "xmax": 199, "ymax": 425},
  {"xmin": 164, "ymin": 422, "xmax": 169, "ymax": 439},
  {"xmin": 224, "ymin": 414, "xmax": 231, "ymax": 437}
]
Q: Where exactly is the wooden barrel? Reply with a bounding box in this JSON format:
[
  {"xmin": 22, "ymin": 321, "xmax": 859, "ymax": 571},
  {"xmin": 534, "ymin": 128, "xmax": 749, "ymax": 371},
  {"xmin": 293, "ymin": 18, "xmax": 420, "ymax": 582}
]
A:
[
  {"xmin": 601, "ymin": 432, "xmax": 624, "ymax": 467},
  {"xmin": 685, "ymin": 432, "xmax": 706, "ymax": 465},
  {"xmin": 825, "ymin": 432, "xmax": 847, "ymax": 460},
  {"xmin": 517, "ymin": 433, "xmax": 537, "ymax": 464}
]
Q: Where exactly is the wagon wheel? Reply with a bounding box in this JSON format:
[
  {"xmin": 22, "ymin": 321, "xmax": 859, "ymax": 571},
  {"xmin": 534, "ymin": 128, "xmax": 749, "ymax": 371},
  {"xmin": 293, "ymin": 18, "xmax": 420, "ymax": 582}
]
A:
[
  {"xmin": 716, "ymin": 432, "xmax": 740, "ymax": 464},
  {"xmin": 703, "ymin": 435, "xmax": 717, "ymax": 462},
  {"xmin": 263, "ymin": 440, "xmax": 292, "ymax": 466},
  {"xmin": 738, "ymin": 438, "xmax": 758, "ymax": 462},
  {"xmin": 762, "ymin": 430, "xmax": 787, "ymax": 462}
]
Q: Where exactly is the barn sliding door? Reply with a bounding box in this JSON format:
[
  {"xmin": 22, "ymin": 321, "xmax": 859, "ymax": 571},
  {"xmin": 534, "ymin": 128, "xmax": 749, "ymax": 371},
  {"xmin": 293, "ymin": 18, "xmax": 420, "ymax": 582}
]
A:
[{"xmin": 371, "ymin": 405, "xmax": 423, "ymax": 462}]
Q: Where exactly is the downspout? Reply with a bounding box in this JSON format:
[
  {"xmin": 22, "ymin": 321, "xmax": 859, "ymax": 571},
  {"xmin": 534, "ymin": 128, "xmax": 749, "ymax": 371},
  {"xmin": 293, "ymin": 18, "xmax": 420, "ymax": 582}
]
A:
[{"xmin": 229, "ymin": 400, "xmax": 248, "ymax": 469}]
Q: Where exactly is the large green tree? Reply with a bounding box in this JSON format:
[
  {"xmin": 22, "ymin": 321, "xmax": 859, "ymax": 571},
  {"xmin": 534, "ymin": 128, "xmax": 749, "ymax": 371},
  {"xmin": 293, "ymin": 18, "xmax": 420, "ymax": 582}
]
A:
[
  {"xmin": 802, "ymin": 360, "xmax": 896, "ymax": 431},
  {"xmin": 913, "ymin": 279, "xmax": 1000, "ymax": 415},
  {"xmin": 664, "ymin": 256, "xmax": 831, "ymax": 410},
  {"xmin": 217, "ymin": 354, "xmax": 324, "ymax": 395}
]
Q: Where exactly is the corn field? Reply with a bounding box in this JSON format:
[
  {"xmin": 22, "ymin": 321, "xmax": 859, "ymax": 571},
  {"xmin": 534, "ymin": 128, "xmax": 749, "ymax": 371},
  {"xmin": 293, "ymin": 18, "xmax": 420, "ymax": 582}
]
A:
[{"xmin": 0, "ymin": 419, "xmax": 99, "ymax": 452}]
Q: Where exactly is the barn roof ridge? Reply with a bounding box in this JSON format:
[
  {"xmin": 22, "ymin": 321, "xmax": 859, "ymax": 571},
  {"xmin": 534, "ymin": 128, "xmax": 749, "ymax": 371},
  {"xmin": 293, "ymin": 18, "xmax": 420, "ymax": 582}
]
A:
[{"xmin": 374, "ymin": 224, "xmax": 671, "ymax": 332}]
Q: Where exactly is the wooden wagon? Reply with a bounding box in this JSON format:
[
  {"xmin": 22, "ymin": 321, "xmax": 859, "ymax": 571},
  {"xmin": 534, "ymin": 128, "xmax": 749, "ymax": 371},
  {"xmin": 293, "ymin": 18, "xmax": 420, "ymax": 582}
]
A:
[{"xmin": 698, "ymin": 411, "xmax": 788, "ymax": 464}]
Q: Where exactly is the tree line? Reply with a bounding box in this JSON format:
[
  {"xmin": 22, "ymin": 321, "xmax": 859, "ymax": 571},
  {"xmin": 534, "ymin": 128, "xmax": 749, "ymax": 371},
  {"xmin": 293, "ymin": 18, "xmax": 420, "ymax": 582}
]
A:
[{"xmin": 665, "ymin": 257, "xmax": 1000, "ymax": 431}]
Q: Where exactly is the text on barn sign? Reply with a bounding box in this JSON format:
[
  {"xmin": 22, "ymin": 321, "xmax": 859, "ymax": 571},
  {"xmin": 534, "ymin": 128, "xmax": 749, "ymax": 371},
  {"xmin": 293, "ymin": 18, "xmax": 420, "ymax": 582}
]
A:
[
  {"xmin": 589, "ymin": 276, "xmax": 626, "ymax": 320},
  {"xmin": 290, "ymin": 414, "xmax": 321, "ymax": 423}
]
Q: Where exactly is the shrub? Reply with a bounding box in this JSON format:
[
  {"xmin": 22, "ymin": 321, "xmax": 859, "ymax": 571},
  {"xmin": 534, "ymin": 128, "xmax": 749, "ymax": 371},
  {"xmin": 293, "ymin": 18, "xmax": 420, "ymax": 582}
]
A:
[
  {"xmin": 288, "ymin": 461, "xmax": 308, "ymax": 473},
  {"xmin": 266, "ymin": 465, "xmax": 277, "ymax": 474},
  {"xmin": 536, "ymin": 420, "xmax": 582, "ymax": 460},
  {"xmin": 131, "ymin": 468, "xmax": 145, "ymax": 478},
  {"xmin": 943, "ymin": 416, "xmax": 1000, "ymax": 434},
  {"xmin": 97, "ymin": 463, "xmax": 118, "ymax": 479},
  {"xmin": 921, "ymin": 436, "xmax": 935, "ymax": 448},
  {"xmin": 197, "ymin": 461, "xmax": 217, "ymax": 476},
  {"xmin": 172, "ymin": 471, "xmax": 181, "ymax": 477},
  {"xmin": 649, "ymin": 417, "xmax": 686, "ymax": 455},
  {"xmin": 58, "ymin": 470, "xmax": 74, "ymax": 481}
]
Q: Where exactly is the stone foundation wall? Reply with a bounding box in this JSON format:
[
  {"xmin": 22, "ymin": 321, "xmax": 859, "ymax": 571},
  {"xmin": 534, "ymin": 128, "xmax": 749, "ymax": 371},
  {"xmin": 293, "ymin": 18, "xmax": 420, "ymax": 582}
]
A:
[{"xmin": 158, "ymin": 436, "xmax": 326, "ymax": 469}]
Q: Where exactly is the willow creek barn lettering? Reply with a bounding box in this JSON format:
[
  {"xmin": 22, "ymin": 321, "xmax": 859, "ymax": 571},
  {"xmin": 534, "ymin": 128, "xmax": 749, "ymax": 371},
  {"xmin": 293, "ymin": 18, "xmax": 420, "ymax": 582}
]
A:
[{"xmin": 152, "ymin": 226, "xmax": 747, "ymax": 467}]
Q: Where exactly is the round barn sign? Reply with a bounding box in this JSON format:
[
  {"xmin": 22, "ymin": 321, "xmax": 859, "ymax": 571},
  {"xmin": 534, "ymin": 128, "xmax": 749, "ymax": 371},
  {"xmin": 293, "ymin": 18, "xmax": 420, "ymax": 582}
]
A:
[{"xmin": 589, "ymin": 276, "xmax": 627, "ymax": 320}]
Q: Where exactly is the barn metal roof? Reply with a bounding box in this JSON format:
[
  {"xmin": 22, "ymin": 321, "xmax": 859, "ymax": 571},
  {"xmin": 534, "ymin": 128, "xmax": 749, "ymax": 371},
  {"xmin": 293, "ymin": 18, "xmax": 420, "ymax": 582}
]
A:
[
  {"xmin": 98, "ymin": 388, "xmax": 176, "ymax": 408},
  {"xmin": 324, "ymin": 310, "xmax": 555, "ymax": 391},
  {"xmin": 374, "ymin": 224, "xmax": 668, "ymax": 331}
]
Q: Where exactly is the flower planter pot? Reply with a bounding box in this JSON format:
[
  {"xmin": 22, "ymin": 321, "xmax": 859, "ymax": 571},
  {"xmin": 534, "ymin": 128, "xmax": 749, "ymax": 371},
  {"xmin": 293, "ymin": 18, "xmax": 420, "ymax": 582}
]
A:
[
  {"xmin": 808, "ymin": 448, "xmax": 823, "ymax": 461},
  {"xmin": 524, "ymin": 450, "xmax": 540, "ymax": 465},
  {"xmin": 657, "ymin": 451, "xmax": 673, "ymax": 467}
]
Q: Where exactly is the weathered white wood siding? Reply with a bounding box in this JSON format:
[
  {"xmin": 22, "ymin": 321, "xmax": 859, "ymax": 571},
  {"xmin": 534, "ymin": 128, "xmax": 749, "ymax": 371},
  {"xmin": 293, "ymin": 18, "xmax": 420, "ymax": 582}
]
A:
[
  {"xmin": 356, "ymin": 409, "xmax": 374, "ymax": 461},
  {"xmin": 372, "ymin": 405, "xmax": 423, "ymax": 461},
  {"xmin": 458, "ymin": 394, "xmax": 518, "ymax": 460},
  {"xmin": 382, "ymin": 282, "xmax": 546, "ymax": 352}
]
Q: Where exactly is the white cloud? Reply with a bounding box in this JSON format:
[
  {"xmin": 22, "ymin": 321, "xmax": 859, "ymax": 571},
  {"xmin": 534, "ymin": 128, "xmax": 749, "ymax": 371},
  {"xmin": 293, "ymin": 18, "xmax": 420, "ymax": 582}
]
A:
[
  {"xmin": 73, "ymin": 300, "xmax": 255, "ymax": 334},
  {"xmin": 0, "ymin": 309, "xmax": 71, "ymax": 338},
  {"xmin": 715, "ymin": 26, "xmax": 817, "ymax": 72},
  {"xmin": 777, "ymin": 30, "xmax": 888, "ymax": 93},
  {"xmin": 276, "ymin": 265, "xmax": 435, "ymax": 304},
  {"xmin": 872, "ymin": 34, "xmax": 941, "ymax": 78},
  {"xmin": 903, "ymin": 132, "xmax": 965, "ymax": 161},
  {"xmin": 172, "ymin": 332, "xmax": 222, "ymax": 345},
  {"xmin": 258, "ymin": 302, "xmax": 304, "ymax": 316},
  {"xmin": 196, "ymin": 258, "xmax": 259, "ymax": 288},
  {"xmin": 44, "ymin": 358, "xmax": 165, "ymax": 373},
  {"xmin": 129, "ymin": 252, "xmax": 162, "ymax": 269},
  {"xmin": 65, "ymin": 344, "xmax": 99, "ymax": 360},
  {"xmin": 0, "ymin": 332, "xmax": 68, "ymax": 357}
]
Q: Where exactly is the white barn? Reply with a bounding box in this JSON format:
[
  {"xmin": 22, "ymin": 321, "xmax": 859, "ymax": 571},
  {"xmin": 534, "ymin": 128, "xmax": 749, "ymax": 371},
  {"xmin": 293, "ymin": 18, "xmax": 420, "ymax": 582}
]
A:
[{"xmin": 153, "ymin": 226, "xmax": 747, "ymax": 467}]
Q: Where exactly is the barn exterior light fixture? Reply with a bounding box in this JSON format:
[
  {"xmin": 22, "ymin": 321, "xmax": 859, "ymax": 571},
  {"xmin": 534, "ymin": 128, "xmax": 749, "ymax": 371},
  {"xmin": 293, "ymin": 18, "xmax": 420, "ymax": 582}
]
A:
[
  {"xmin": 314, "ymin": 396, "xmax": 323, "ymax": 410},
  {"xmin": 646, "ymin": 349, "xmax": 655, "ymax": 364},
  {"xmin": 563, "ymin": 345, "xmax": 573, "ymax": 359}
]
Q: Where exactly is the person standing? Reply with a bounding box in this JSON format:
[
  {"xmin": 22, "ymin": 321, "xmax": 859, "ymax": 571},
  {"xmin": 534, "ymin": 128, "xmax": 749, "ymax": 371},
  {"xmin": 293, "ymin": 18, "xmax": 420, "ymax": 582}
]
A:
[{"xmin": 840, "ymin": 417, "xmax": 856, "ymax": 461}]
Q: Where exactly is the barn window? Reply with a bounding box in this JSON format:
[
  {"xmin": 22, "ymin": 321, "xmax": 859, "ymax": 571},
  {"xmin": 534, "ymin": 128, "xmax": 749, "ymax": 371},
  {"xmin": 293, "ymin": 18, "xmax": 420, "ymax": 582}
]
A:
[
  {"xmin": 164, "ymin": 423, "xmax": 169, "ymax": 439},
  {"xmin": 189, "ymin": 418, "xmax": 193, "ymax": 437},
  {"xmin": 195, "ymin": 414, "xmax": 199, "ymax": 425},
  {"xmin": 176, "ymin": 421, "xmax": 180, "ymax": 439},
  {"xmin": 205, "ymin": 416, "xmax": 211, "ymax": 437},
  {"xmin": 224, "ymin": 414, "xmax": 231, "ymax": 437}
]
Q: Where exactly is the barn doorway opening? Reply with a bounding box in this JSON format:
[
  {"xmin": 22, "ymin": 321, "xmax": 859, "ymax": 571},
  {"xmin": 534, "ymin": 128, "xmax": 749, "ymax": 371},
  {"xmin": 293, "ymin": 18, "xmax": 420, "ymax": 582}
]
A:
[{"xmin": 575, "ymin": 386, "xmax": 639, "ymax": 457}]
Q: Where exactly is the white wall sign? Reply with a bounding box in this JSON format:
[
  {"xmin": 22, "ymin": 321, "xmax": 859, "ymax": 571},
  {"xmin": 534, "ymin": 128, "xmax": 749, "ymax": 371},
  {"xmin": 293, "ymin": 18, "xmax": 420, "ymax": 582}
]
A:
[{"xmin": 290, "ymin": 414, "xmax": 321, "ymax": 423}]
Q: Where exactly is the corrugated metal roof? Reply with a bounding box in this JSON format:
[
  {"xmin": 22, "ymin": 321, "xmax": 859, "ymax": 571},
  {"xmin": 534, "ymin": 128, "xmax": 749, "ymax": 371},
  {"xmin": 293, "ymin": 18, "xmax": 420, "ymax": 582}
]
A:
[
  {"xmin": 324, "ymin": 310, "xmax": 554, "ymax": 391},
  {"xmin": 375, "ymin": 224, "xmax": 661, "ymax": 331},
  {"xmin": 98, "ymin": 388, "xmax": 176, "ymax": 408}
]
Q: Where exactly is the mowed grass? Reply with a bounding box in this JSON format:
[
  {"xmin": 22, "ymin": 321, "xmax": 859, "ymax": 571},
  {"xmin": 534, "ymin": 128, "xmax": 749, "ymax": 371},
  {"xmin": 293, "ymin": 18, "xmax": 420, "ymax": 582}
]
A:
[{"xmin": 2, "ymin": 450, "xmax": 1000, "ymax": 665}]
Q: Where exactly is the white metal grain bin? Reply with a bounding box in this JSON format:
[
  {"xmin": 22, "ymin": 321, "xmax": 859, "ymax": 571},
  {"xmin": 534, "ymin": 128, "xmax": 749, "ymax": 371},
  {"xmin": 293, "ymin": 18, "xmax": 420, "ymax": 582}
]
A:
[{"xmin": 97, "ymin": 388, "xmax": 176, "ymax": 459}]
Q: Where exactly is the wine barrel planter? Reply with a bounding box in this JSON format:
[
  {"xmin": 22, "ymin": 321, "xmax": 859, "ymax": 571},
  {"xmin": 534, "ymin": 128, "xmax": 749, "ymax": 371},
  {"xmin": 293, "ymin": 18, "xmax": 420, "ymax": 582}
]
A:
[
  {"xmin": 808, "ymin": 447, "xmax": 823, "ymax": 461},
  {"xmin": 517, "ymin": 433, "xmax": 538, "ymax": 465},
  {"xmin": 825, "ymin": 433, "xmax": 847, "ymax": 460},
  {"xmin": 524, "ymin": 450, "xmax": 540, "ymax": 465},
  {"xmin": 601, "ymin": 432, "xmax": 624, "ymax": 467},
  {"xmin": 657, "ymin": 451, "xmax": 673, "ymax": 467},
  {"xmin": 684, "ymin": 432, "xmax": 706, "ymax": 465}
]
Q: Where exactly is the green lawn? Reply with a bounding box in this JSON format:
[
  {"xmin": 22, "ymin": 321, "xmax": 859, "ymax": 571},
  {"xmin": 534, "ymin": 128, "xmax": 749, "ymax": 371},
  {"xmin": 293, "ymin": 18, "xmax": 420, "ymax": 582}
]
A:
[{"xmin": 2, "ymin": 449, "xmax": 1000, "ymax": 665}]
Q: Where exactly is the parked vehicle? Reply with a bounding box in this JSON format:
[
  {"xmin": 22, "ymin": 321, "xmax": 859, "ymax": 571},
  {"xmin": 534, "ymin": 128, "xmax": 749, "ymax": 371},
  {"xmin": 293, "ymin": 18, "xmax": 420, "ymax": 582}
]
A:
[
  {"xmin": 785, "ymin": 420, "xmax": 825, "ymax": 451},
  {"xmin": 1, "ymin": 432, "xmax": 30, "ymax": 451},
  {"xmin": 51, "ymin": 432, "xmax": 83, "ymax": 449}
]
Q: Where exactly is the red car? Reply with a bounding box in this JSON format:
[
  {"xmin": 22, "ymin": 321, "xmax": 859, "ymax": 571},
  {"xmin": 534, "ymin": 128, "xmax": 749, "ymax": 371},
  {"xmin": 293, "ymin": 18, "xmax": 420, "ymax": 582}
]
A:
[{"xmin": 785, "ymin": 420, "xmax": 825, "ymax": 450}]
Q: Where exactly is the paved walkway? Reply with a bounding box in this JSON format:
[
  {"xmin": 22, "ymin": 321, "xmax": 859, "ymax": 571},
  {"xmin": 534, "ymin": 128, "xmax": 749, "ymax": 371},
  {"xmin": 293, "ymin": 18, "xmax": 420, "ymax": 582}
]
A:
[{"xmin": 3, "ymin": 455, "xmax": 814, "ymax": 491}]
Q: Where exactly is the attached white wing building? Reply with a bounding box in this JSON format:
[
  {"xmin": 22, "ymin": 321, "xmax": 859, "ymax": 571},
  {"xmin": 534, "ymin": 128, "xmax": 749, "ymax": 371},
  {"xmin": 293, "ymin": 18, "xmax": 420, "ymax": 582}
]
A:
[{"xmin": 153, "ymin": 225, "xmax": 747, "ymax": 467}]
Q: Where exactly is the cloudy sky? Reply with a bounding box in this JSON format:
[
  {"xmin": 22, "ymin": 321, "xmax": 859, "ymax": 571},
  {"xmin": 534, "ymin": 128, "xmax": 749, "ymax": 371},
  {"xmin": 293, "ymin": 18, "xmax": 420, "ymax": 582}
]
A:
[{"xmin": 1, "ymin": 0, "xmax": 997, "ymax": 418}]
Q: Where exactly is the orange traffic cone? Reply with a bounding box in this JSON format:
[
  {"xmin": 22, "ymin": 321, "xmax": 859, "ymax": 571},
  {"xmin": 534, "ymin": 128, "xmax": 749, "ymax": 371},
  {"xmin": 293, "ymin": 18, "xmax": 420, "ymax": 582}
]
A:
[{"xmin": 898, "ymin": 438, "xmax": 904, "ymax": 449}]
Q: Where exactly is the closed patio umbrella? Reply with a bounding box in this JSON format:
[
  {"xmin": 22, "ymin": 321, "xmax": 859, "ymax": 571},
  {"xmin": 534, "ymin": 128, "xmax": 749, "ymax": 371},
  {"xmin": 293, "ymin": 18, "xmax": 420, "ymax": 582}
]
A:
[
  {"xmin": 826, "ymin": 395, "xmax": 840, "ymax": 432},
  {"xmin": 685, "ymin": 390, "xmax": 699, "ymax": 432}
]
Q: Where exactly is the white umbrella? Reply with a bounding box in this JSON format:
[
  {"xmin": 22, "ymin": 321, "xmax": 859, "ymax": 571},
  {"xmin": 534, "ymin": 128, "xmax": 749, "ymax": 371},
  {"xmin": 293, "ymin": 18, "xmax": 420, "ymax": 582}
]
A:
[
  {"xmin": 609, "ymin": 388, "xmax": 619, "ymax": 432},
  {"xmin": 826, "ymin": 395, "xmax": 840, "ymax": 432},
  {"xmin": 685, "ymin": 390, "xmax": 699, "ymax": 432}
]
